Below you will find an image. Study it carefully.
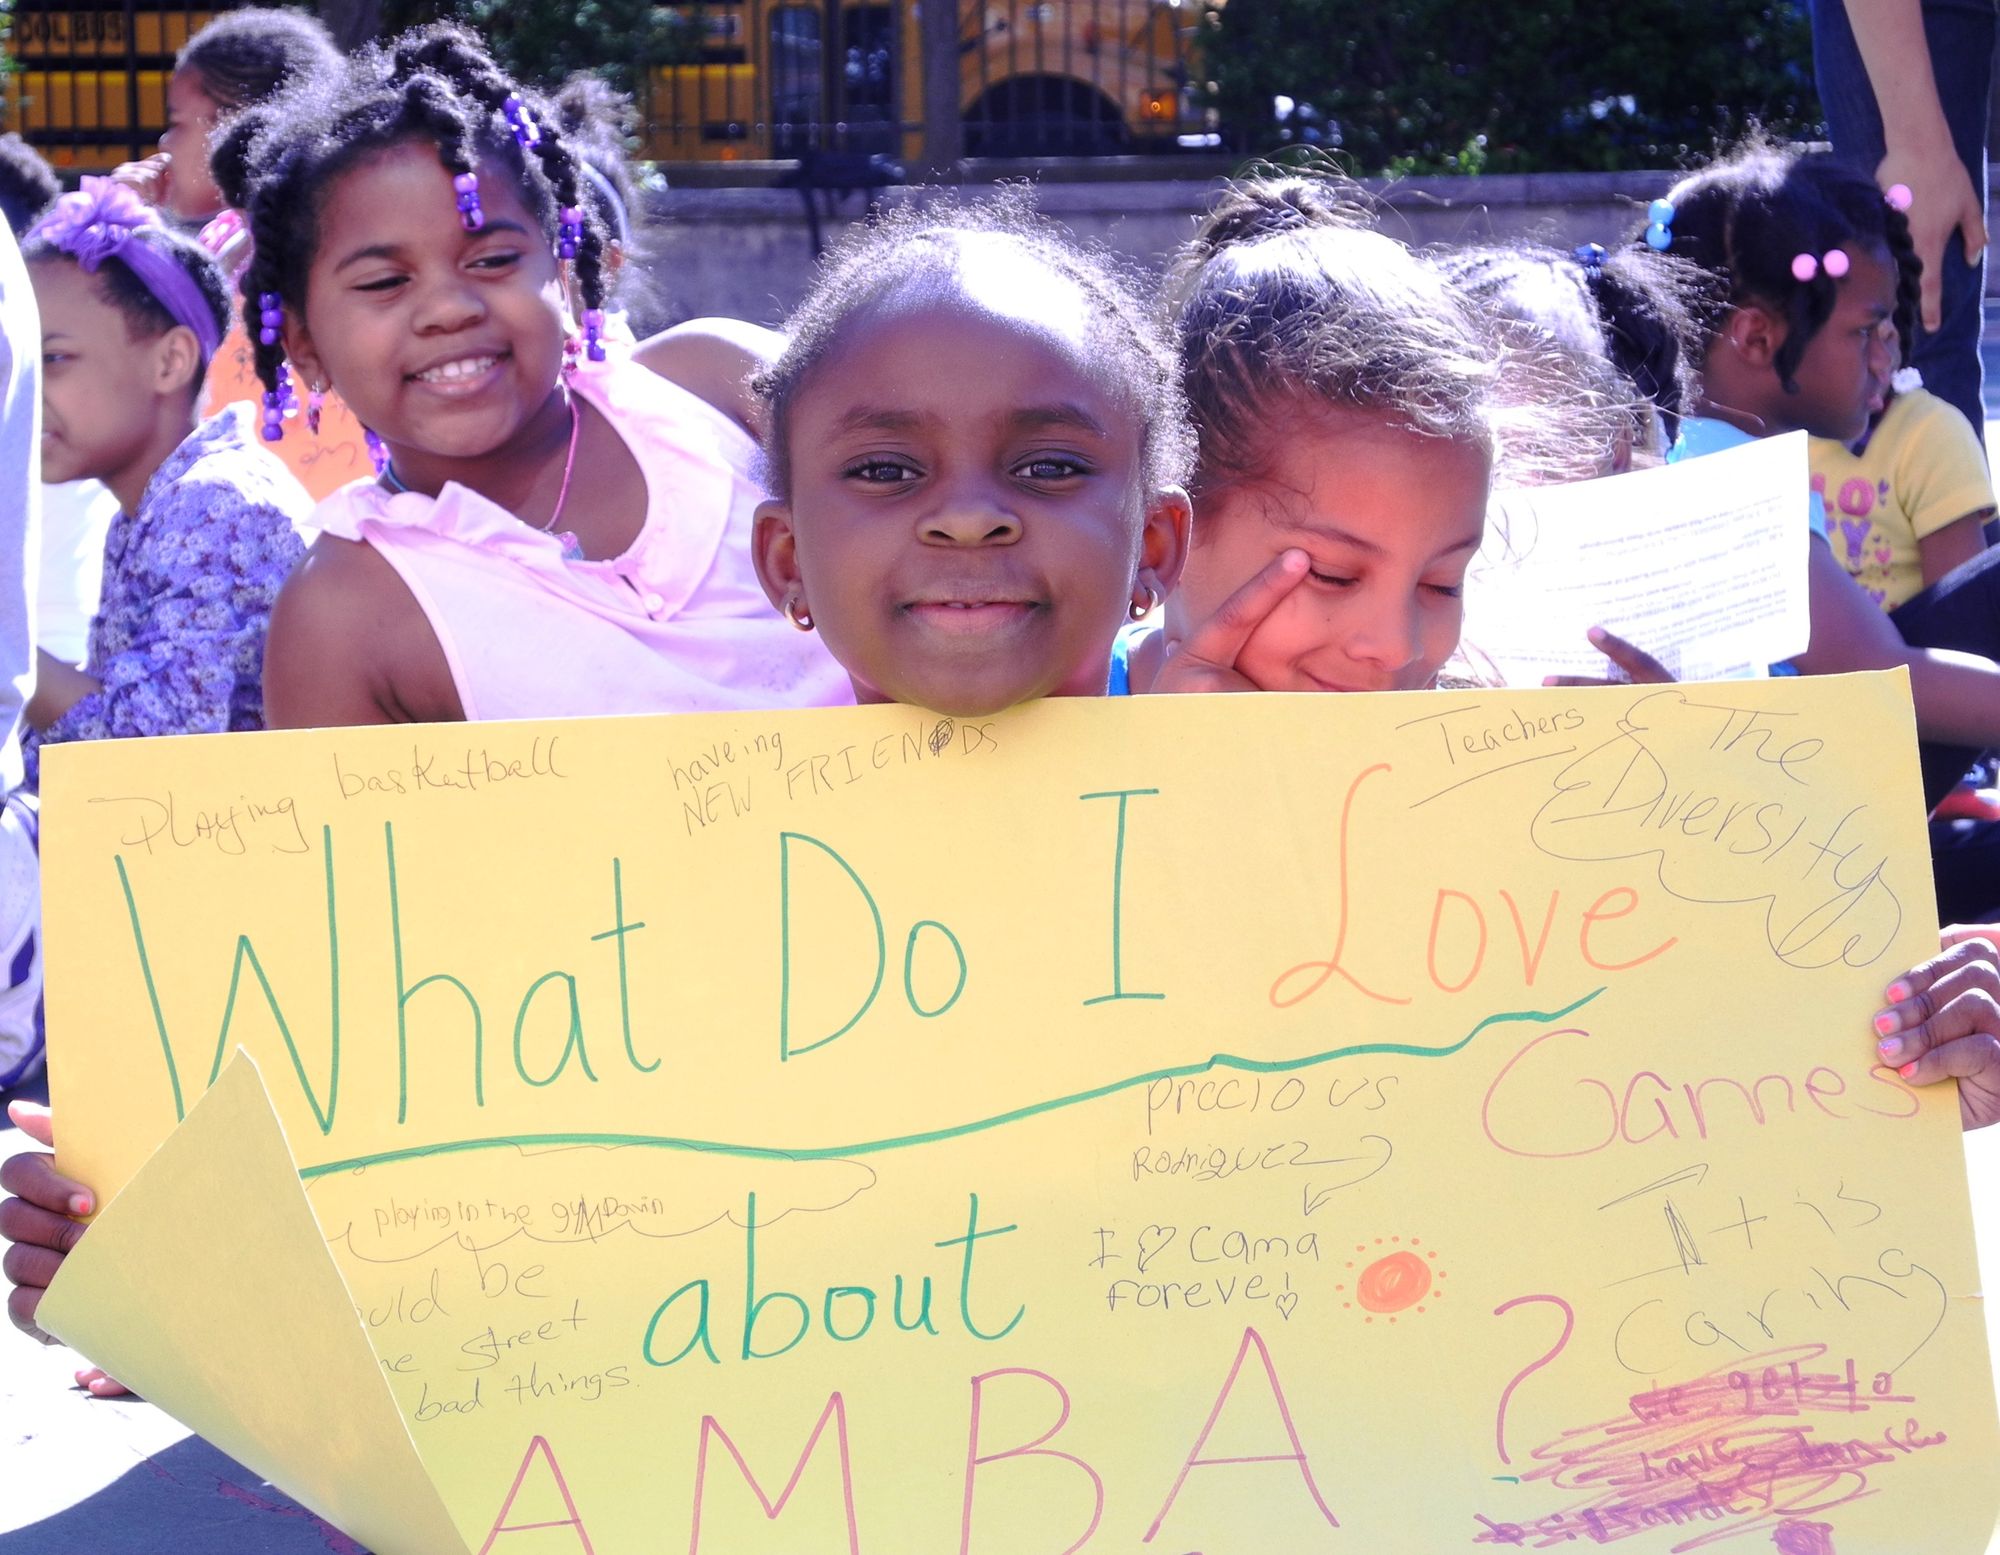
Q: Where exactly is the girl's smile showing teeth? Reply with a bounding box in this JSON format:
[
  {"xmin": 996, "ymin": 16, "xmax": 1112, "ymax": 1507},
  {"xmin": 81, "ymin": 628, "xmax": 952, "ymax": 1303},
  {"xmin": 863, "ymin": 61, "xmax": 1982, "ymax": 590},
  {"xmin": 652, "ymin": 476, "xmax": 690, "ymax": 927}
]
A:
[{"xmin": 409, "ymin": 352, "xmax": 506, "ymax": 393}]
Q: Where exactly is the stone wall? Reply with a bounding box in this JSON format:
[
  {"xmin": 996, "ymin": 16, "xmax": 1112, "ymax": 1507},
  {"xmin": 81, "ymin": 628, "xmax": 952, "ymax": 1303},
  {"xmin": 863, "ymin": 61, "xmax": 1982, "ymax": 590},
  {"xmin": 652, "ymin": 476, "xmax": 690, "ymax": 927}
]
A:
[{"xmin": 632, "ymin": 169, "xmax": 1679, "ymax": 331}]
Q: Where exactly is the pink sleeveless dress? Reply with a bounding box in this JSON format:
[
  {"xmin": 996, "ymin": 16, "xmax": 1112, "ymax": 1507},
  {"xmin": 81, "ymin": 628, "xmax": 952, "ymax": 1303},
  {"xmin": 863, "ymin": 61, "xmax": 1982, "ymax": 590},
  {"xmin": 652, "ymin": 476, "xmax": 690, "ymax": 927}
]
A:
[{"xmin": 312, "ymin": 353, "xmax": 851, "ymax": 721}]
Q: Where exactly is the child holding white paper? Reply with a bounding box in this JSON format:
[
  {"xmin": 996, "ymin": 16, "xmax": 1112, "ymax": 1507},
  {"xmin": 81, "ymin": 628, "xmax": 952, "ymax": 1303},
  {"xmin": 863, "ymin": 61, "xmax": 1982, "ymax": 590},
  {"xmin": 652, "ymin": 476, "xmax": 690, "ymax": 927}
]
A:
[
  {"xmin": 1115, "ymin": 174, "xmax": 1652, "ymax": 695},
  {"xmin": 1633, "ymin": 146, "xmax": 2000, "ymax": 783}
]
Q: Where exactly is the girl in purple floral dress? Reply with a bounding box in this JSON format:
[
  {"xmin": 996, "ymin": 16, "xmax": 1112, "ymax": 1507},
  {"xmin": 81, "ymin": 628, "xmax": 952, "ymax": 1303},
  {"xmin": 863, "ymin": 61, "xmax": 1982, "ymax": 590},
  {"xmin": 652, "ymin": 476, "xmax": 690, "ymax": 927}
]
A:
[{"xmin": 18, "ymin": 179, "xmax": 308, "ymax": 788}]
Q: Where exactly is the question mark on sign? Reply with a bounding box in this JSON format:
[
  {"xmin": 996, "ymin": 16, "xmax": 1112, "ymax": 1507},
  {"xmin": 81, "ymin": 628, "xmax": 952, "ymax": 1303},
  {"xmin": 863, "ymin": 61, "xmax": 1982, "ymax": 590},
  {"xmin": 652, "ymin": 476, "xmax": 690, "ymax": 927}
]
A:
[{"xmin": 1492, "ymin": 1293, "xmax": 1575, "ymax": 1466}]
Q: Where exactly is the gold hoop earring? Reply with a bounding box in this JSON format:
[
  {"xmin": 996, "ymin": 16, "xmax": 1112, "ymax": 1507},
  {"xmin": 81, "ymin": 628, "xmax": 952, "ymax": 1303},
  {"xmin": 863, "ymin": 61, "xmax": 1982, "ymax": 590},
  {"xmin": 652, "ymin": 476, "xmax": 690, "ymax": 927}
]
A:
[
  {"xmin": 784, "ymin": 597, "xmax": 814, "ymax": 632},
  {"xmin": 1129, "ymin": 584, "xmax": 1160, "ymax": 622}
]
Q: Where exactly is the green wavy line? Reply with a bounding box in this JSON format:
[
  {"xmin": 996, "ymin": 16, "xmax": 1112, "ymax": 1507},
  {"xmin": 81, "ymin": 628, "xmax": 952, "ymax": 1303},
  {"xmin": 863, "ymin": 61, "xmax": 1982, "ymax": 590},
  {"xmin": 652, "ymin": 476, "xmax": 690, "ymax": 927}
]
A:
[{"xmin": 298, "ymin": 987, "xmax": 1604, "ymax": 1181}]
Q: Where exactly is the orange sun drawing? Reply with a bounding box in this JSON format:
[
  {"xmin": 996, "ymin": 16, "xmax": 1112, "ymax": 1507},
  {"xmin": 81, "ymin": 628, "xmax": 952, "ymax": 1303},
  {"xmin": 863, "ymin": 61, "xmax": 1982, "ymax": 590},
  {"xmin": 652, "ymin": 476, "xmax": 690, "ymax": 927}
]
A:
[{"xmin": 1335, "ymin": 1236, "xmax": 1445, "ymax": 1324}]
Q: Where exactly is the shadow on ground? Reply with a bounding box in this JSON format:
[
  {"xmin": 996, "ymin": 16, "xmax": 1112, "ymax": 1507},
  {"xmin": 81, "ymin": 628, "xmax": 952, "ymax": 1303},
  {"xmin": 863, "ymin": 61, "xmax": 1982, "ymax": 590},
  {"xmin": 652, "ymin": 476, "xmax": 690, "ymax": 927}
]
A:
[{"xmin": 0, "ymin": 1432, "xmax": 369, "ymax": 1555}]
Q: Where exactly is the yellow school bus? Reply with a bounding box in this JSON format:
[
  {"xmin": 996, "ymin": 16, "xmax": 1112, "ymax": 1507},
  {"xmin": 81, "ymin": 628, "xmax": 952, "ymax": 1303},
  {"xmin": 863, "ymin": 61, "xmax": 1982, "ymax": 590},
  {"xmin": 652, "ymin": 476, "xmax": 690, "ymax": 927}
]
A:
[
  {"xmin": 4, "ymin": 3, "xmax": 221, "ymax": 170},
  {"xmin": 3, "ymin": 0, "xmax": 1204, "ymax": 173},
  {"xmin": 640, "ymin": 0, "xmax": 1204, "ymax": 161}
]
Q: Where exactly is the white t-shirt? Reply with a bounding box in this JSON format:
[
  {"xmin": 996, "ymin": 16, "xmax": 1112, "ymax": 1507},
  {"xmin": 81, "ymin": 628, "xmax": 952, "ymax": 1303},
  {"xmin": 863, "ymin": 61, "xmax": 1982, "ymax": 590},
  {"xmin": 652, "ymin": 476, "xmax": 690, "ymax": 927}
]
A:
[{"xmin": 37, "ymin": 480, "xmax": 117, "ymax": 667}]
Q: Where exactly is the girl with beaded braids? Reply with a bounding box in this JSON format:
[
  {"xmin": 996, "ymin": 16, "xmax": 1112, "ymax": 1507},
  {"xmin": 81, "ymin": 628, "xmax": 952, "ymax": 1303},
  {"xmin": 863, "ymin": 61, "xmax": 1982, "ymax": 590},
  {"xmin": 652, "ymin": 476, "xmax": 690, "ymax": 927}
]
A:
[
  {"xmin": 228, "ymin": 23, "xmax": 847, "ymax": 726},
  {"xmin": 1632, "ymin": 139, "xmax": 2000, "ymax": 920}
]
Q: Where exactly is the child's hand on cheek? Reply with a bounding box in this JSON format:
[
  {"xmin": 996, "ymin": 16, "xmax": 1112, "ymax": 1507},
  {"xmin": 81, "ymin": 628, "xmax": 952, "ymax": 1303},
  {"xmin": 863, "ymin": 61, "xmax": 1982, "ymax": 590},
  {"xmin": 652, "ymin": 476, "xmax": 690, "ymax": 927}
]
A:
[
  {"xmin": 1872, "ymin": 928, "xmax": 2000, "ymax": 1131},
  {"xmin": 1150, "ymin": 549, "xmax": 1310, "ymax": 695}
]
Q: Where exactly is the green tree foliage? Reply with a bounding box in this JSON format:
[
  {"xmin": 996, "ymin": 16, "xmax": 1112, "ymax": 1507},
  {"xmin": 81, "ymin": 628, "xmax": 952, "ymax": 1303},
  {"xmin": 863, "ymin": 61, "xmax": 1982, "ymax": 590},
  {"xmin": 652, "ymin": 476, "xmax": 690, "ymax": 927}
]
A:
[
  {"xmin": 0, "ymin": 0, "xmax": 15, "ymax": 118},
  {"xmin": 380, "ymin": 0, "xmax": 702, "ymax": 93},
  {"xmin": 1203, "ymin": 0, "xmax": 1818, "ymax": 173}
]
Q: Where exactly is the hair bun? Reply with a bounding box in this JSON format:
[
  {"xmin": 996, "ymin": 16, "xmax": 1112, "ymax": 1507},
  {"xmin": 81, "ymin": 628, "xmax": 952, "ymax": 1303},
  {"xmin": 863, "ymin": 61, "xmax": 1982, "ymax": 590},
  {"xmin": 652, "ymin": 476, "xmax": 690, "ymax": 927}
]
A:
[{"xmin": 1189, "ymin": 171, "xmax": 1368, "ymax": 257}]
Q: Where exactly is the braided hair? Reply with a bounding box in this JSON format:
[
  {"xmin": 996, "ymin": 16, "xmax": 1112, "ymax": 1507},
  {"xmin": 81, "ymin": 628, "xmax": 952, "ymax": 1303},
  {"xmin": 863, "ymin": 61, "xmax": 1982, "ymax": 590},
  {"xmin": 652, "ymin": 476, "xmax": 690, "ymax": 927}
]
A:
[
  {"xmin": 1641, "ymin": 138, "xmax": 1919, "ymax": 396},
  {"xmin": 217, "ymin": 22, "xmax": 609, "ymax": 408},
  {"xmin": 1440, "ymin": 241, "xmax": 1703, "ymax": 445}
]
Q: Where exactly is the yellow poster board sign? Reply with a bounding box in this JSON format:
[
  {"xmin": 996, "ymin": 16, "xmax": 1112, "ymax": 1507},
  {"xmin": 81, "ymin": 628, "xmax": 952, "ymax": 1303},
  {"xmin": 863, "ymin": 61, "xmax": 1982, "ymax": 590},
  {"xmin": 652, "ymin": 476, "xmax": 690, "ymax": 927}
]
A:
[{"xmin": 36, "ymin": 676, "xmax": 2000, "ymax": 1553}]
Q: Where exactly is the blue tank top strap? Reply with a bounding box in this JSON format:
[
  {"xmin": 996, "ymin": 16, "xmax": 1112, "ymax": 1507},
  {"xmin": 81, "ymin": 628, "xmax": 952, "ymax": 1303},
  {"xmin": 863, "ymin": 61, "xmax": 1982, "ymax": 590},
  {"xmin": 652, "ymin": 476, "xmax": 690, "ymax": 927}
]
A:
[{"xmin": 1108, "ymin": 622, "xmax": 1156, "ymax": 696}]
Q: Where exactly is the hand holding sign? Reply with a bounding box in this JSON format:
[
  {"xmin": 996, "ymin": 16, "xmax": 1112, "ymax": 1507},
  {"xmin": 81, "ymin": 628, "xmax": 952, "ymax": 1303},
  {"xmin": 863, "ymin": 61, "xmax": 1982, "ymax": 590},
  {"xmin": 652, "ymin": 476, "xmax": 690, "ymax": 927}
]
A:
[
  {"xmin": 20, "ymin": 684, "xmax": 1997, "ymax": 1553},
  {"xmin": 1874, "ymin": 929, "xmax": 2000, "ymax": 1130},
  {"xmin": 0, "ymin": 1100, "xmax": 125, "ymax": 1394}
]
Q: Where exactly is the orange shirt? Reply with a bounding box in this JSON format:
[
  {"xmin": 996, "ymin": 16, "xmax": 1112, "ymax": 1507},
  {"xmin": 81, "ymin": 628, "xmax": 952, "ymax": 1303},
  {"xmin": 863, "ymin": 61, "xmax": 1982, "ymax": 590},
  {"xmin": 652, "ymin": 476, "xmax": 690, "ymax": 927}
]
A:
[
  {"xmin": 196, "ymin": 209, "xmax": 375, "ymax": 504},
  {"xmin": 200, "ymin": 322, "xmax": 374, "ymax": 504}
]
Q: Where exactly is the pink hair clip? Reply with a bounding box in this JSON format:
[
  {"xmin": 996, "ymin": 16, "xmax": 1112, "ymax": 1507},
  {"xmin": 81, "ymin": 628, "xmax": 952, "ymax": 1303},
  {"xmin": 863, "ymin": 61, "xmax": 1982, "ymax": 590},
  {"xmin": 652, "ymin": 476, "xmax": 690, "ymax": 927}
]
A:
[
  {"xmin": 1885, "ymin": 183, "xmax": 1913, "ymax": 213},
  {"xmin": 1791, "ymin": 248, "xmax": 1851, "ymax": 282}
]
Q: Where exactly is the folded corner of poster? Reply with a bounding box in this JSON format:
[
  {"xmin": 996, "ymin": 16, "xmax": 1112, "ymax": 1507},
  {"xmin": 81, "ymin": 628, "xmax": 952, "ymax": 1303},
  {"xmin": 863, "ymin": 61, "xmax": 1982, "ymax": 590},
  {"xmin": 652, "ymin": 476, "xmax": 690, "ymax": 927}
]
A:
[{"xmin": 39, "ymin": 1048, "xmax": 470, "ymax": 1555}]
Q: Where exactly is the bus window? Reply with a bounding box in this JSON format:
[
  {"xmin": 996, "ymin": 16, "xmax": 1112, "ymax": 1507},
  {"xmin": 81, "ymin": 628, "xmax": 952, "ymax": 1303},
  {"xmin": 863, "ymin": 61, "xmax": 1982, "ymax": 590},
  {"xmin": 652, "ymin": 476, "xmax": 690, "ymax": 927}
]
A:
[
  {"xmin": 768, "ymin": 5, "xmax": 822, "ymax": 156},
  {"xmin": 838, "ymin": 4, "xmax": 896, "ymax": 152}
]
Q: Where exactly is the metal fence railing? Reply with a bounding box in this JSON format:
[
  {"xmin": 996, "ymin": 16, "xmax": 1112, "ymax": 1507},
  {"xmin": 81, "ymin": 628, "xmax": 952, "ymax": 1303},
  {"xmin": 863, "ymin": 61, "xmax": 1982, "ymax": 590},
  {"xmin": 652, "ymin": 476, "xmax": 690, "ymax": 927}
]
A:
[
  {"xmin": 639, "ymin": 0, "xmax": 916, "ymax": 161},
  {"xmin": 637, "ymin": 0, "xmax": 1210, "ymax": 165},
  {"xmin": 2, "ymin": 0, "xmax": 1212, "ymax": 174}
]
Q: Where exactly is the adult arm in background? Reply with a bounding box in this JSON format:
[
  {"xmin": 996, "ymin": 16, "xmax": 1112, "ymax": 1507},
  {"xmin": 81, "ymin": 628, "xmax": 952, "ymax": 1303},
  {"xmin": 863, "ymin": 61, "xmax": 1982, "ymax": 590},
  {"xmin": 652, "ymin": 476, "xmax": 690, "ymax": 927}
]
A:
[
  {"xmin": 0, "ymin": 223, "xmax": 39, "ymax": 789},
  {"xmin": 1838, "ymin": 0, "xmax": 1987, "ymax": 332}
]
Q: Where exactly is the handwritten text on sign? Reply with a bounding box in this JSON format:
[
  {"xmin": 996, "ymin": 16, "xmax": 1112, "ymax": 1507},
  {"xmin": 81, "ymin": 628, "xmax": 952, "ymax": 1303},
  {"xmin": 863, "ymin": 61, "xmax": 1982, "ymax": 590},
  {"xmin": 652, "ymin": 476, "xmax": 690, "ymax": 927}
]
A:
[{"xmin": 38, "ymin": 677, "xmax": 2000, "ymax": 1553}]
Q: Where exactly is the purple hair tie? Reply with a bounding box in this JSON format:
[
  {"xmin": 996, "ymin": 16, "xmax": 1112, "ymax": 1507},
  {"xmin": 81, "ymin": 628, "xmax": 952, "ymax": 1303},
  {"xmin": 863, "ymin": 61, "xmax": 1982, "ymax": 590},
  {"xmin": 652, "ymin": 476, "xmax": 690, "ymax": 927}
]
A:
[
  {"xmin": 453, "ymin": 171, "xmax": 484, "ymax": 232},
  {"xmin": 262, "ymin": 360, "xmax": 291, "ymax": 442},
  {"xmin": 502, "ymin": 94, "xmax": 542, "ymax": 150},
  {"xmin": 26, "ymin": 177, "xmax": 222, "ymax": 365}
]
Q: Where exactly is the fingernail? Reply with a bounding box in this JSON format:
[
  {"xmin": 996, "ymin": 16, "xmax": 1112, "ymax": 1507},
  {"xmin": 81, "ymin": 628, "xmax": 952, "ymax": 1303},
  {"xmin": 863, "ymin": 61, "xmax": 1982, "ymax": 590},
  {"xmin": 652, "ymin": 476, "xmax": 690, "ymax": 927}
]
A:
[
  {"xmin": 1886, "ymin": 980, "xmax": 1912, "ymax": 1003},
  {"xmin": 1877, "ymin": 1035, "xmax": 1903, "ymax": 1059},
  {"xmin": 1587, "ymin": 626, "xmax": 1607, "ymax": 644},
  {"xmin": 68, "ymin": 1194, "xmax": 92, "ymax": 1217},
  {"xmin": 1899, "ymin": 1061, "xmax": 1919, "ymax": 1079},
  {"xmin": 1541, "ymin": 675, "xmax": 1558, "ymax": 686},
  {"xmin": 1873, "ymin": 1011, "xmax": 1901, "ymax": 1037},
  {"xmin": 1280, "ymin": 549, "xmax": 1309, "ymax": 573}
]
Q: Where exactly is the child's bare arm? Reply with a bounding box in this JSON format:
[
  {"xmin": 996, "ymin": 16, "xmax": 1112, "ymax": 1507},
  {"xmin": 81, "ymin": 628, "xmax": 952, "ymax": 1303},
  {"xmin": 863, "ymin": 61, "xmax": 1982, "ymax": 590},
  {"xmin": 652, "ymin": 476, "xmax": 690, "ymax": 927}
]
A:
[
  {"xmin": 634, "ymin": 319, "xmax": 785, "ymax": 438},
  {"xmin": 1917, "ymin": 511, "xmax": 1992, "ymax": 589},
  {"xmin": 1793, "ymin": 538, "xmax": 2000, "ymax": 747},
  {"xmin": 1872, "ymin": 930, "xmax": 2000, "ymax": 1130}
]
